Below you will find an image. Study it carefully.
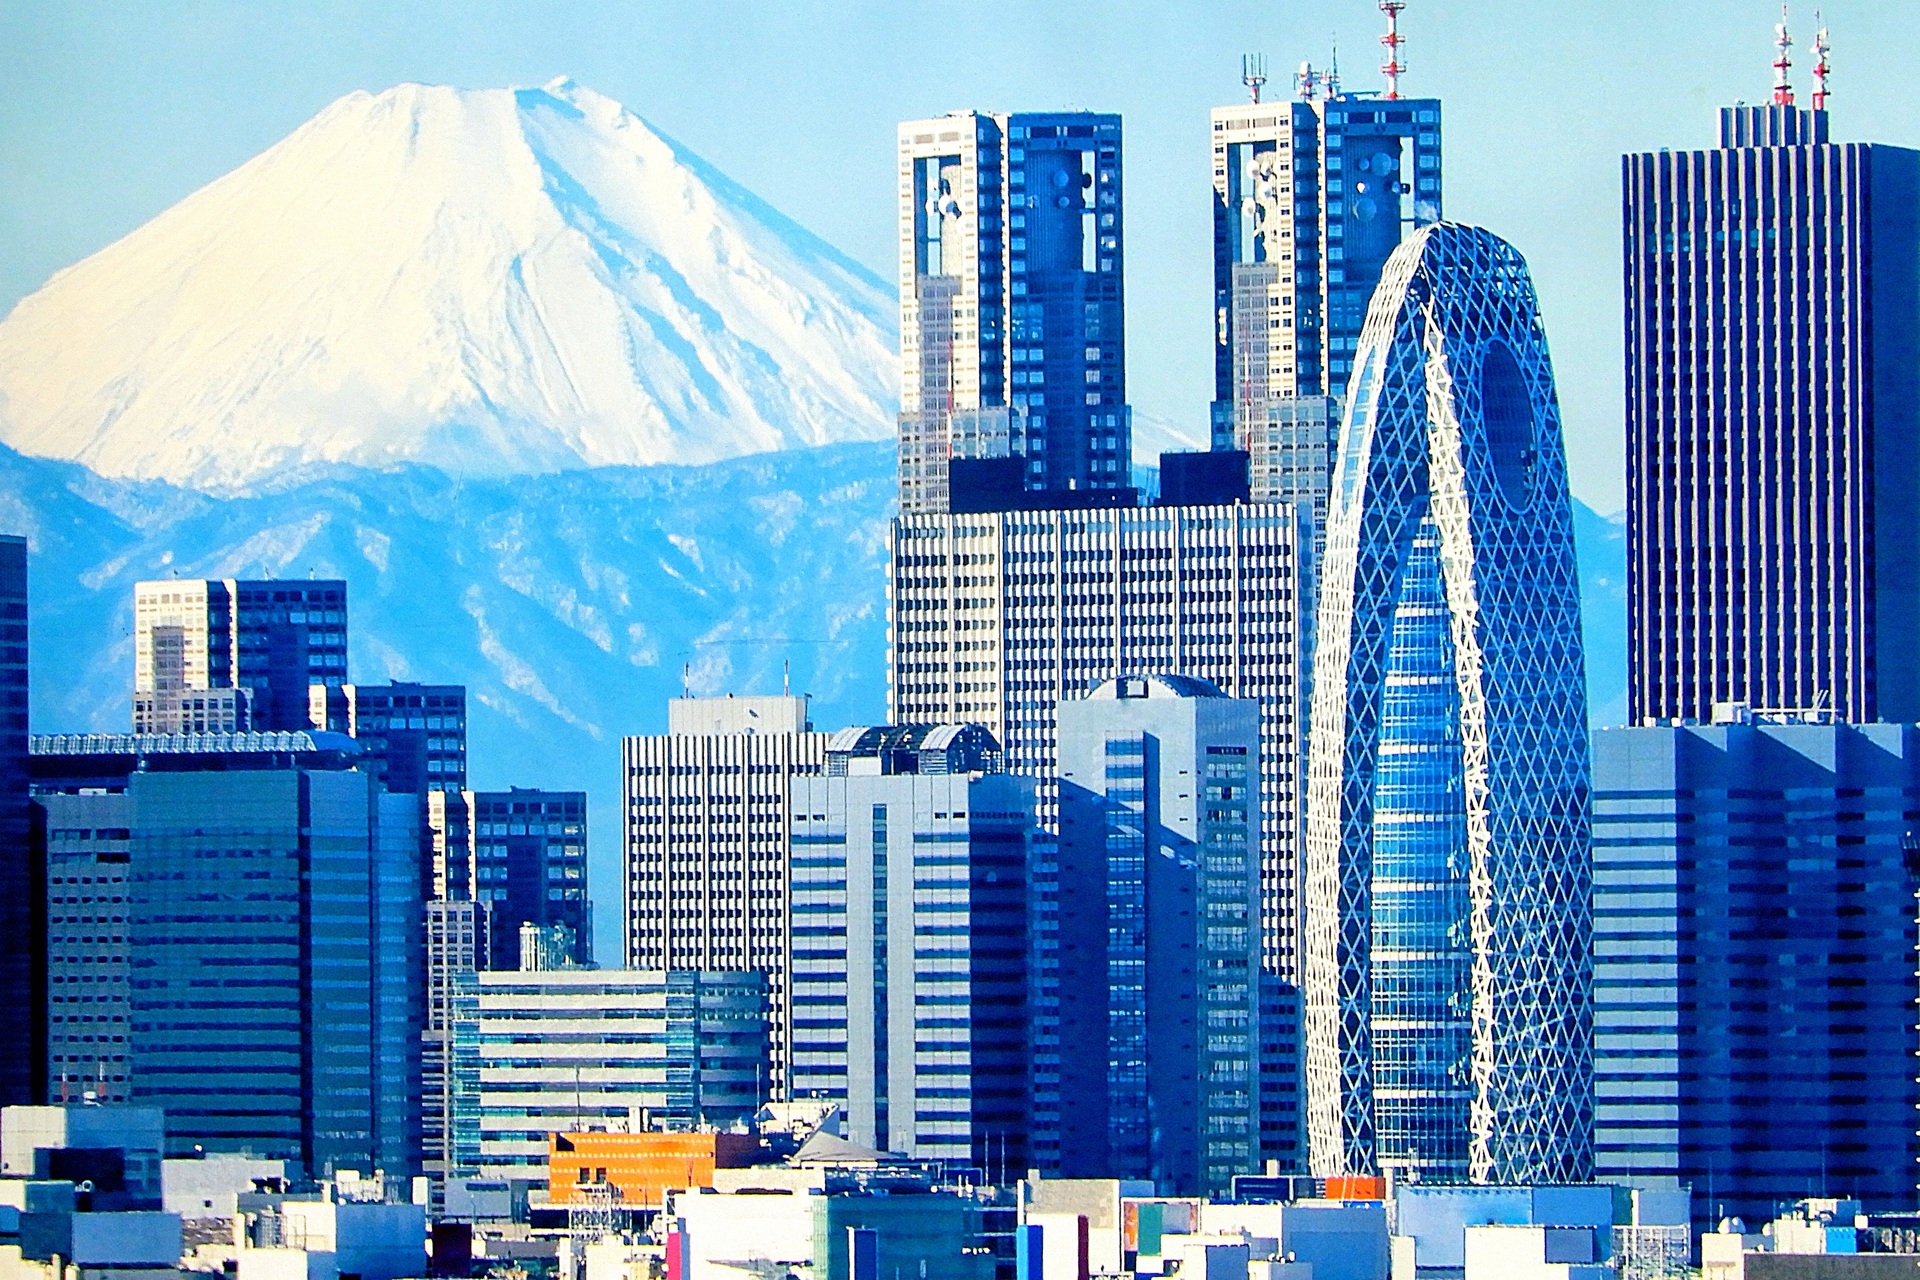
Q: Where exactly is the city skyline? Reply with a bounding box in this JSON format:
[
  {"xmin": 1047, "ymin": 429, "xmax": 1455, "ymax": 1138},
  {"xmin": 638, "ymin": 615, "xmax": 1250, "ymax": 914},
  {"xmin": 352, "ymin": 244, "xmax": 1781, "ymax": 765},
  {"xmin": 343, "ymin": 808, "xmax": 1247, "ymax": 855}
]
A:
[
  {"xmin": 8, "ymin": 6, "xmax": 1920, "ymax": 1260},
  {"xmin": 10, "ymin": 4, "xmax": 1920, "ymax": 514}
]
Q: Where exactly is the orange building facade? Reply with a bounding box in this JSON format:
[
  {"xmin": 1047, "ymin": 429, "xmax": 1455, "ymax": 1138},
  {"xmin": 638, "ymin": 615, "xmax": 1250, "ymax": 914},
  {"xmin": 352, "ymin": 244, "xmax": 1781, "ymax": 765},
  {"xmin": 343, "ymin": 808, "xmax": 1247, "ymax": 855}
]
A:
[{"xmin": 547, "ymin": 1131, "xmax": 764, "ymax": 1208}]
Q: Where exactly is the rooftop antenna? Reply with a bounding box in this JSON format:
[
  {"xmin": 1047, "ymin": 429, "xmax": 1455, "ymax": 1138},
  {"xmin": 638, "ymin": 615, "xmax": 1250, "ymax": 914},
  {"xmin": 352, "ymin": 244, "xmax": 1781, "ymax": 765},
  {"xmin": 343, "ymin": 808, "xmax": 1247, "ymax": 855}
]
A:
[
  {"xmin": 681, "ymin": 662, "xmax": 690, "ymax": 698},
  {"xmin": 1295, "ymin": 60, "xmax": 1321, "ymax": 102},
  {"xmin": 1811, "ymin": 15, "xmax": 1831, "ymax": 110},
  {"xmin": 1380, "ymin": 0, "xmax": 1407, "ymax": 100},
  {"xmin": 783, "ymin": 658, "xmax": 791, "ymax": 696},
  {"xmin": 1242, "ymin": 53, "xmax": 1268, "ymax": 104},
  {"xmin": 1327, "ymin": 34, "xmax": 1342, "ymax": 98},
  {"xmin": 1773, "ymin": 4, "xmax": 1795, "ymax": 105}
]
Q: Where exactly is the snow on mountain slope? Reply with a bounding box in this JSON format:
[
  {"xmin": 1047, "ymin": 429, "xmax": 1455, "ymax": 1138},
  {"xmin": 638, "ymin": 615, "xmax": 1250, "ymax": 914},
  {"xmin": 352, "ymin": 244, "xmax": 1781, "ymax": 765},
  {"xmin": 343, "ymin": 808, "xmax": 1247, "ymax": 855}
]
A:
[{"xmin": 0, "ymin": 79, "xmax": 898, "ymax": 492}]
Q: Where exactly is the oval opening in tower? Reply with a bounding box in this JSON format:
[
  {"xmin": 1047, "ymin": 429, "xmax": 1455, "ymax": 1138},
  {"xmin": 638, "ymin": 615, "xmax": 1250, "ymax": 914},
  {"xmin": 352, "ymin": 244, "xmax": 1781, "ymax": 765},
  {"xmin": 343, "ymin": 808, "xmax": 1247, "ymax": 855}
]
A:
[{"xmin": 1480, "ymin": 340, "xmax": 1535, "ymax": 508}]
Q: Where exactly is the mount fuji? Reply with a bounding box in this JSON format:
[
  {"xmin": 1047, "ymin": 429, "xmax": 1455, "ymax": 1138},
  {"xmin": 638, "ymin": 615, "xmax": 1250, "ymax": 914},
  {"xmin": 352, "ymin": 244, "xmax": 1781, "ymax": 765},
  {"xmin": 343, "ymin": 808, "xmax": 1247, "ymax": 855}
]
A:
[{"xmin": 0, "ymin": 78, "xmax": 898, "ymax": 491}]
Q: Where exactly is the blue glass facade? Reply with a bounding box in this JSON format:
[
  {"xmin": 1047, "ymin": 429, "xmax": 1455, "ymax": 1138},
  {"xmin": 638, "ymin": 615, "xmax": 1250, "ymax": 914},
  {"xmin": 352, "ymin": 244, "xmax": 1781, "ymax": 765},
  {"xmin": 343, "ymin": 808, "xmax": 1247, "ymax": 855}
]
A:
[
  {"xmin": 1592, "ymin": 723, "xmax": 1920, "ymax": 1225},
  {"xmin": 1367, "ymin": 516, "xmax": 1472, "ymax": 1179},
  {"xmin": 1056, "ymin": 675, "xmax": 1262, "ymax": 1196},
  {"xmin": 897, "ymin": 111, "xmax": 1127, "ymax": 513},
  {"xmin": 1301, "ymin": 224, "xmax": 1592, "ymax": 1184},
  {"xmin": 0, "ymin": 536, "xmax": 30, "ymax": 1106}
]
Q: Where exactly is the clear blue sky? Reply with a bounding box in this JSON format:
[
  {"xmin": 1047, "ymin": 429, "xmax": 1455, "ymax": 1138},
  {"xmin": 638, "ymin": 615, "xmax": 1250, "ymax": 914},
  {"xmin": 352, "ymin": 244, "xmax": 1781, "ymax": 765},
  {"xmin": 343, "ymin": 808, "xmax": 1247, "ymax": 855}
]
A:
[{"xmin": 4, "ymin": 0, "xmax": 1916, "ymax": 513}]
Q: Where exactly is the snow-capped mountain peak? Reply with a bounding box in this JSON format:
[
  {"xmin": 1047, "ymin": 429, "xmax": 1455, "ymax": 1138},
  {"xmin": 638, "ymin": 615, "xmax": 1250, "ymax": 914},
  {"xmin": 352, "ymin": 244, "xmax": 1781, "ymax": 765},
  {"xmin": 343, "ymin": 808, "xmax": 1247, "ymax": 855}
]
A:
[{"xmin": 0, "ymin": 78, "xmax": 898, "ymax": 492}]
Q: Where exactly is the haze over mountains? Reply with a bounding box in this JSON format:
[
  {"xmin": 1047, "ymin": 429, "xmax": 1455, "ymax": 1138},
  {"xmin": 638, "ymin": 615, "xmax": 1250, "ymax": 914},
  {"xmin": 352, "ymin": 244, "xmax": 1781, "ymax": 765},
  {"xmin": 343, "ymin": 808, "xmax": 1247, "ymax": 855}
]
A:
[
  {"xmin": 0, "ymin": 78, "xmax": 897, "ymax": 491},
  {"xmin": 0, "ymin": 79, "xmax": 1625, "ymax": 955}
]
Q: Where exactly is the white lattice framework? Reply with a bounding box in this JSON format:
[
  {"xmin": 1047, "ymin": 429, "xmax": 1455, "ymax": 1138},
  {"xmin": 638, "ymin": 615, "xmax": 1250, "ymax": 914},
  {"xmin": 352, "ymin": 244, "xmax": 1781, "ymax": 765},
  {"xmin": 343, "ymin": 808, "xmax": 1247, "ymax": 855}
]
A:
[{"xmin": 1301, "ymin": 223, "xmax": 1593, "ymax": 1182}]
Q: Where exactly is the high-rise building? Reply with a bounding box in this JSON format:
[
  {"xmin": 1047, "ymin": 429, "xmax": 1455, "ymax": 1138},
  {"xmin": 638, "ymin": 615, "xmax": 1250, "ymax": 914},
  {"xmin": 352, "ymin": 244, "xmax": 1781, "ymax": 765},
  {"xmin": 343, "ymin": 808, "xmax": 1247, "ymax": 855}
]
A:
[
  {"xmin": 1054, "ymin": 675, "xmax": 1262, "ymax": 1197},
  {"xmin": 1624, "ymin": 96, "xmax": 1920, "ymax": 724},
  {"xmin": 1300, "ymin": 224, "xmax": 1592, "ymax": 1184},
  {"xmin": 787, "ymin": 723, "xmax": 1032, "ymax": 1173},
  {"xmin": 1210, "ymin": 74, "xmax": 1440, "ymax": 518},
  {"xmin": 888, "ymin": 505, "xmax": 1306, "ymax": 977},
  {"xmin": 422, "ymin": 898, "xmax": 483, "ymax": 1189},
  {"xmin": 897, "ymin": 111, "xmax": 1128, "ymax": 514},
  {"xmin": 29, "ymin": 730, "xmax": 420, "ymax": 1176},
  {"xmin": 450, "ymin": 968, "xmax": 765, "ymax": 1184},
  {"xmin": 469, "ymin": 788, "xmax": 589, "ymax": 970},
  {"xmin": 623, "ymin": 695, "xmax": 826, "ymax": 1093},
  {"xmin": 309, "ymin": 682, "xmax": 467, "ymax": 797},
  {"xmin": 39, "ymin": 792, "xmax": 132, "ymax": 1103},
  {"xmin": 0, "ymin": 536, "xmax": 30, "ymax": 1107},
  {"xmin": 1591, "ymin": 722, "xmax": 1920, "ymax": 1227},
  {"xmin": 132, "ymin": 579, "xmax": 349, "ymax": 732}
]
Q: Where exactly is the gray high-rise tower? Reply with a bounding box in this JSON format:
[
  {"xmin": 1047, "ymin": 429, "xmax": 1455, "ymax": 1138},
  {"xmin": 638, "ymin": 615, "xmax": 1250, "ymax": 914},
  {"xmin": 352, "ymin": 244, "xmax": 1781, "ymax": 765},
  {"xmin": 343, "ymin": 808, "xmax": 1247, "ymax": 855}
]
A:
[{"xmin": 1624, "ymin": 75, "xmax": 1920, "ymax": 724}]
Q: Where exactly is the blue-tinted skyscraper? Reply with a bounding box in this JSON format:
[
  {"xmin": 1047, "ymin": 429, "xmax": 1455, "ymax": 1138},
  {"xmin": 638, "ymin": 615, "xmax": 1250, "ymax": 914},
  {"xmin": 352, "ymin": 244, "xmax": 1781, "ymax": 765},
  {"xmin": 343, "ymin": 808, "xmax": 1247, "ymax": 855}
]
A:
[
  {"xmin": 470, "ymin": 787, "xmax": 589, "ymax": 970},
  {"xmin": 788, "ymin": 724, "xmax": 1032, "ymax": 1173},
  {"xmin": 0, "ymin": 536, "xmax": 29, "ymax": 1106},
  {"xmin": 897, "ymin": 111, "xmax": 1127, "ymax": 514},
  {"xmin": 1624, "ymin": 99, "xmax": 1920, "ymax": 723},
  {"xmin": 1210, "ymin": 81, "xmax": 1440, "ymax": 518},
  {"xmin": 1055, "ymin": 675, "xmax": 1263, "ymax": 1197},
  {"xmin": 31, "ymin": 731, "xmax": 420, "ymax": 1176},
  {"xmin": 1301, "ymin": 225, "xmax": 1591, "ymax": 1184},
  {"xmin": 1591, "ymin": 722, "xmax": 1920, "ymax": 1225}
]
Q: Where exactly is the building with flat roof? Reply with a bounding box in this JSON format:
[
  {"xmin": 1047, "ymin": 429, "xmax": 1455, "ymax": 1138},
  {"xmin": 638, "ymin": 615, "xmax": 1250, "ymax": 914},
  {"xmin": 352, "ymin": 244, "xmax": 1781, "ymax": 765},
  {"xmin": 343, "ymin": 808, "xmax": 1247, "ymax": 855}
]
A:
[
  {"xmin": 132, "ymin": 579, "xmax": 348, "ymax": 733},
  {"xmin": 1055, "ymin": 676, "xmax": 1262, "ymax": 1197},
  {"xmin": 1209, "ymin": 71, "xmax": 1440, "ymax": 521},
  {"xmin": 29, "ymin": 731, "xmax": 419, "ymax": 1177},
  {"xmin": 0, "ymin": 536, "xmax": 29, "ymax": 1108},
  {"xmin": 453, "ymin": 968, "xmax": 765, "ymax": 1183},
  {"xmin": 1592, "ymin": 721, "xmax": 1920, "ymax": 1227},
  {"xmin": 1624, "ymin": 98, "xmax": 1920, "ymax": 725},
  {"xmin": 624, "ymin": 695, "xmax": 826, "ymax": 1093},
  {"xmin": 470, "ymin": 788, "xmax": 589, "ymax": 970},
  {"xmin": 897, "ymin": 111, "xmax": 1128, "ymax": 515},
  {"xmin": 788, "ymin": 723, "xmax": 1032, "ymax": 1175}
]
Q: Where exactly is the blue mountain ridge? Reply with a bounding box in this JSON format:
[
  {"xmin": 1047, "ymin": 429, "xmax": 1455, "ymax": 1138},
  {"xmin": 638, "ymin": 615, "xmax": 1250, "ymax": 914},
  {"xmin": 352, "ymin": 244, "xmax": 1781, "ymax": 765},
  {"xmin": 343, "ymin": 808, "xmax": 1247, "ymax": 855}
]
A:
[{"xmin": 2, "ymin": 439, "xmax": 1625, "ymax": 961}]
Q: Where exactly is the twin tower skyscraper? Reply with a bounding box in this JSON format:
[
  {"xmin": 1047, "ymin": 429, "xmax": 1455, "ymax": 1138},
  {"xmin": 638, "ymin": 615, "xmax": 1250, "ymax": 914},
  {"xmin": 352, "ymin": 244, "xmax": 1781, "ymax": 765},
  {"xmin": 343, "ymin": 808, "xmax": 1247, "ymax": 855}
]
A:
[{"xmin": 890, "ymin": 41, "xmax": 1593, "ymax": 1186}]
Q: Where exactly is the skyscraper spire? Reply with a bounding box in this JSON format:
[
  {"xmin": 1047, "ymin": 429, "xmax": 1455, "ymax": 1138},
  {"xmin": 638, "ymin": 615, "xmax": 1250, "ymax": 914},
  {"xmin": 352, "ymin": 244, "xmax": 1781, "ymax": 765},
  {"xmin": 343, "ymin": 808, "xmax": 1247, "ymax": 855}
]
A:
[
  {"xmin": 1811, "ymin": 16, "xmax": 1831, "ymax": 110},
  {"xmin": 1773, "ymin": 4, "xmax": 1795, "ymax": 106},
  {"xmin": 1380, "ymin": 1, "xmax": 1407, "ymax": 100}
]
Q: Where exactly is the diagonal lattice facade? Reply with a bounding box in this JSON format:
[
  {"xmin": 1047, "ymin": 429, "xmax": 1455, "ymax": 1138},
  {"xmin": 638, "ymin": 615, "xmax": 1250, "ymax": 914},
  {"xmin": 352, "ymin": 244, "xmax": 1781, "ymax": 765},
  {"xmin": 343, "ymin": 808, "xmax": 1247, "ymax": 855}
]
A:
[{"xmin": 1301, "ymin": 223, "xmax": 1592, "ymax": 1183}]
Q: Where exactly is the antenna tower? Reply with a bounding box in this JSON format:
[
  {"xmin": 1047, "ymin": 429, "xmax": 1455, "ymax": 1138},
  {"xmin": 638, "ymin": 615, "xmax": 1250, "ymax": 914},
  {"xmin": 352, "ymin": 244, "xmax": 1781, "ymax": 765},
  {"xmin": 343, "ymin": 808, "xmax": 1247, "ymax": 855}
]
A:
[
  {"xmin": 1811, "ymin": 17, "xmax": 1831, "ymax": 110},
  {"xmin": 1242, "ymin": 54, "xmax": 1268, "ymax": 104},
  {"xmin": 1328, "ymin": 34, "xmax": 1342, "ymax": 98},
  {"xmin": 1295, "ymin": 61, "xmax": 1321, "ymax": 102},
  {"xmin": 1772, "ymin": 5, "xmax": 1795, "ymax": 106},
  {"xmin": 1379, "ymin": 1, "xmax": 1407, "ymax": 100}
]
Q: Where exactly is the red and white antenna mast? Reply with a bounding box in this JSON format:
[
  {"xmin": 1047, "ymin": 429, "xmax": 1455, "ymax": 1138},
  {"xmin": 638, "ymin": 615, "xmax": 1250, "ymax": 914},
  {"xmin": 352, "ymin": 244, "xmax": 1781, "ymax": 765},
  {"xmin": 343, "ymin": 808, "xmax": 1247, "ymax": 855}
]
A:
[
  {"xmin": 1772, "ymin": 5, "xmax": 1795, "ymax": 106},
  {"xmin": 1243, "ymin": 53, "xmax": 1268, "ymax": 105},
  {"xmin": 1811, "ymin": 17, "xmax": 1831, "ymax": 110},
  {"xmin": 1296, "ymin": 60, "xmax": 1322, "ymax": 102},
  {"xmin": 1380, "ymin": 1, "xmax": 1407, "ymax": 100}
]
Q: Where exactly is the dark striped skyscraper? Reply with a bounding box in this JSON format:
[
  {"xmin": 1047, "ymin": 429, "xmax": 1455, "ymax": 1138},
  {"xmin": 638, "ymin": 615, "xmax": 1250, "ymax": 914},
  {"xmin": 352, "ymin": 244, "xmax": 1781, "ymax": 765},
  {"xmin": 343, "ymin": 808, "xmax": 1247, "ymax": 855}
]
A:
[{"xmin": 1624, "ymin": 93, "xmax": 1920, "ymax": 724}]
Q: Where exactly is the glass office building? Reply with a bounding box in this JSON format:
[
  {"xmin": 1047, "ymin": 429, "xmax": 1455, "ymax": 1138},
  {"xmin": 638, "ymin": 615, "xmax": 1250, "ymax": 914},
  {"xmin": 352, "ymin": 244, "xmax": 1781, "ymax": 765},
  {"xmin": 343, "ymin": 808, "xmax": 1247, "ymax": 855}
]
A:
[
  {"xmin": 1301, "ymin": 224, "xmax": 1592, "ymax": 1184},
  {"xmin": 1055, "ymin": 675, "xmax": 1263, "ymax": 1197},
  {"xmin": 1592, "ymin": 722, "xmax": 1920, "ymax": 1227}
]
